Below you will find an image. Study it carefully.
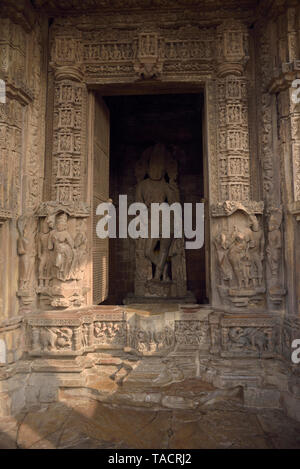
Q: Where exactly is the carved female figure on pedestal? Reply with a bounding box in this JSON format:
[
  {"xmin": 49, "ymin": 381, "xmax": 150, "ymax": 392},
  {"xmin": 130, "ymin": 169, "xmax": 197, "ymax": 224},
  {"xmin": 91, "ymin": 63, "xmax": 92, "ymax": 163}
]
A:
[
  {"xmin": 37, "ymin": 218, "xmax": 52, "ymax": 287},
  {"xmin": 228, "ymin": 226, "xmax": 249, "ymax": 289},
  {"xmin": 214, "ymin": 231, "xmax": 232, "ymax": 284},
  {"xmin": 17, "ymin": 216, "xmax": 37, "ymax": 290},
  {"xmin": 266, "ymin": 208, "xmax": 282, "ymax": 277},
  {"xmin": 48, "ymin": 212, "xmax": 74, "ymax": 281},
  {"xmin": 71, "ymin": 218, "xmax": 88, "ymax": 280},
  {"xmin": 247, "ymin": 215, "xmax": 264, "ymax": 287}
]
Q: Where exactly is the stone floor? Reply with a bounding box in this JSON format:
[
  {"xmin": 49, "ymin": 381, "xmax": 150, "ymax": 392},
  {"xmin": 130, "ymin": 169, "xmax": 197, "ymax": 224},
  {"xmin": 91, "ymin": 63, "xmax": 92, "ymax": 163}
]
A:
[
  {"xmin": 1, "ymin": 361, "xmax": 300, "ymax": 450},
  {"xmin": 1, "ymin": 397, "xmax": 300, "ymax": 449}
]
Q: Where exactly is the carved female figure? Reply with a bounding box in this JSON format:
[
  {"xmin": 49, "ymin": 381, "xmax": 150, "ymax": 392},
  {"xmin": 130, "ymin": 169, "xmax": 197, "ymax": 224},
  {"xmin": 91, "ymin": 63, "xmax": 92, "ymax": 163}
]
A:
[
  {"xmin": 37, "ymin": 218, "xmax": 52, "ymax": 287},
  {"xmin": 48, "ymin": 212, "xmax": 74, "ymax": 281},
  {"xmin": 247, "ymin": 215, "xmax": 264, "ymax": 287},
  {"xmin": 214, "ymin": 231, "xmax": 232, "ymax": 284},
  {"xmin": 228, "ymin": 226, "xmax": 249, "ymax": 288},
  {"xmin": 17, "ymin": 216, "xmax": 37, "ymax": 290},
  {"xmin": 266, "ymin": 208, "xmax": 282, "ymax": 277},
  {"xmin": 71, "ymin": 218, "xmax": 88, "ymax": 280}
]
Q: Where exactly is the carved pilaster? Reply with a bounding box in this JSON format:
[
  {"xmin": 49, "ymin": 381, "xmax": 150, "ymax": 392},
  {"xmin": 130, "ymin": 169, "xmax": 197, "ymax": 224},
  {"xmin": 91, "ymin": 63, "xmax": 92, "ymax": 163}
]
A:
[
  {"xmin": 216, "ymin": 20, "xmax": 250, "ymax": 202},
  {"xmin": 50, "ymin": 65, "xmax": 87, "ymax": 203},
  {"xmin": 210, "ymin": 21, "xmax": 266, "ymax": 310},
  {"xmin": 40, "ymin": 35, "xmax": 91, "ymax": 311}
]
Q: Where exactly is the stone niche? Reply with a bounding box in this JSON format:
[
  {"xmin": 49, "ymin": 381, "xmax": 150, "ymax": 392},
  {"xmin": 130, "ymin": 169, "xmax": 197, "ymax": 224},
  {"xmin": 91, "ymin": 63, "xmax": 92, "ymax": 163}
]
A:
[
  {"xmin": 35, "ymin": 201, "xmax": 90, "ymax": 310},
  {"xmin": 212, "ymin": 201, "xmax": 266, "ymax": 308},
  {"xmin": 105, "ymin": 93, "xmax": 206, "ymax": 305}
]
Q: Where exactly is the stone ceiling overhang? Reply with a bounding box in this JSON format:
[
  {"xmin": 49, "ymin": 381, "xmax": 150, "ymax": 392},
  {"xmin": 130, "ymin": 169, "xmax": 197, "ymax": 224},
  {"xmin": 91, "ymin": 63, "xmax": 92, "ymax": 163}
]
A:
[
  {"xmin": 32, "ymin": 0, "xmax": 260, "ymax": 13},
  {"xmin": 29, "ymin": 0, "xmax": 265, "ymax": 23}
]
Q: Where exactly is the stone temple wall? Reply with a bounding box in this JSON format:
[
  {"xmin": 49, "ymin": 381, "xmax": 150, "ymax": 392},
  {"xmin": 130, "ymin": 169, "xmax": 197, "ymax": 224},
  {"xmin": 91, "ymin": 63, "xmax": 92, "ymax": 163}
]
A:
[
  {"xmin": 0, "ymin": 0, "xmax": 300, "ymax": 423},
  {"xmin": 0, "ymin": 2, "xmax": 47, "ymax": 368}
]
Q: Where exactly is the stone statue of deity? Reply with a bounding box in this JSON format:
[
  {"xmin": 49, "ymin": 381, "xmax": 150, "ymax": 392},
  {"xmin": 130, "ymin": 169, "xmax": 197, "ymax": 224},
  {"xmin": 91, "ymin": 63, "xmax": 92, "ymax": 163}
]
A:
[{"xmin": 133, "ymin": 143, "xmax": 187, "ymax": 299}]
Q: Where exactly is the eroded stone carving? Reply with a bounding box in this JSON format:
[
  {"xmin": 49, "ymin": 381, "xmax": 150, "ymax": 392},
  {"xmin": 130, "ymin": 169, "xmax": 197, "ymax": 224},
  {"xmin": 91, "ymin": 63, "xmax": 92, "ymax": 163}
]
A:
[
  {"xmin": 175, "ymin": 320, "xmax": 209, "ymax": 348},
  {"xmin": 220, "ymin": 314, "xmax": 278, "ymax": 358},
  {"xmin": 128, "ymin": 325, "xmax": 174, "ymax": 355},
  {"xmin": 266, "ymin": 206, "xmax": 286, "ymax": 305},
  {"xmin": 266, "ymin": 207, "xmax": 283, "ymax": 278},
  {"xmin": 17, "ymin": 215, "xmax": 38, "ymax": 304},
  {"xmin": 131, "ymin": 143, "xmax": 188, "ymax": 300},
  {"xmin": 37, "ymin": 218, "xmax": 52, "ymax": 288},
  {"xmin": 48, "ymin": 212, "xmax": 74, "ymax": 282},
  {"xmin": 133, "ymin": 33, "xmax": 163, "ymax": 79},
  {"xmin": 94, "ymin": 321, "xmax": 126, "ymax": 346},
  {"xmin": 227, "ymin": 327, "xmax": 271, "ymax": 355},
  {"xmin": 32, "ymin": 326, "xmax": 74, "ymax": 352},
  {"xmin": 214, "ymin": 212, "xmax": 265, "ymax": 307},
  {"xmin": 36, "ymin": 209, "xmax": 89, "ymax": 309}
]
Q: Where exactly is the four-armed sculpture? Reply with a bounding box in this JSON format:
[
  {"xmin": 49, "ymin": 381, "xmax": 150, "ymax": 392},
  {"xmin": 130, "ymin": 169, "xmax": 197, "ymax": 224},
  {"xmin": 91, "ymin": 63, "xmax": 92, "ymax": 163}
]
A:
[{"xmin": 125, "ymin": 143, "xmax": 191, "ymax": 303}]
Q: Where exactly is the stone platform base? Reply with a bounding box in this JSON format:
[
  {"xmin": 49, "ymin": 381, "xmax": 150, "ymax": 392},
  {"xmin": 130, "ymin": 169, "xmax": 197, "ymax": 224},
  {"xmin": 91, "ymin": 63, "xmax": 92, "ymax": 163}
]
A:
[
  {"xmin": 1, "ymin": 353, "xmax": 300, "ymax": 448},
  {"xmin": 1, "ymin": 303, "xmax": 300, "ymax": 436}
]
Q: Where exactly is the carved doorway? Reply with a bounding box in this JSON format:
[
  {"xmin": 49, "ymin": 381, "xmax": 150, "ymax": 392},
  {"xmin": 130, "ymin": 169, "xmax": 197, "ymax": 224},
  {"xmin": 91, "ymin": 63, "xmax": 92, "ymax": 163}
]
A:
[{"xmin": 90, "ymin": 90, "xmax": 207, "ymax": 305}]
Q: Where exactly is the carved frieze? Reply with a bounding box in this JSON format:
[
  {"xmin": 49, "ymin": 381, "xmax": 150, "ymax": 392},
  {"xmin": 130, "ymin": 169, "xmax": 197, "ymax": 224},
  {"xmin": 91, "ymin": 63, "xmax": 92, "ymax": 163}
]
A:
[
  {"xmin": 27, "ymin": 308, "xmax": 126, "ymax": 355},
  {"xmin": 175, "ymin": 320, "xmax": 210, "ymax": 349},
  {"xmin": 220, "ymin": 314, "xmax": 279, "ymax": 358},
  {"xmin": 94, "ymin": 321, "xmax": 127, "ymax": 347},
  {"xmin": 50, "ymin": 21, "xmax": 216, "ymax": 82},
  {"xmin": 128, "ymin": 324, "xmax": 174, "ymax": 355},
  {"xmin": 26, "ymin": 308, "xmax": 280, "ymax": 360}
]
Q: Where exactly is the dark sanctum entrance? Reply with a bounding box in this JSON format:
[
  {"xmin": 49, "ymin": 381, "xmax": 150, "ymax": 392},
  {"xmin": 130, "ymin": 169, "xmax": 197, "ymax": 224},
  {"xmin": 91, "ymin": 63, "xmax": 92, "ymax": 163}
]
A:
[{"xmin": 99, "ymin": 92, "xmax": 206, "ymax": 305}]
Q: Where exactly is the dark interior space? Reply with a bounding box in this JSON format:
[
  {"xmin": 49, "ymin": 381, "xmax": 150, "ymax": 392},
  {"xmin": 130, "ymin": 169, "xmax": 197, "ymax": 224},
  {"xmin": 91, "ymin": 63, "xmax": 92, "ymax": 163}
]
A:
[{"xmin": 101, "ymin": 92, "xmax": 206, "ymax": 304}]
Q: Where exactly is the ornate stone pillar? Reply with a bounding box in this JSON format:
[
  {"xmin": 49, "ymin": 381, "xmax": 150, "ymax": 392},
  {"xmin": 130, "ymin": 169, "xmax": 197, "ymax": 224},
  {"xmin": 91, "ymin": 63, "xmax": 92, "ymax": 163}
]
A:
[
  {"xmin": 216, "ymin": 19, "xmax": 250, "ymax": 202},
  {"xmin": 51, "ymin": 65, "xmax": 86, "ymax": 204},
  {"xmin": 211, "ymin": 20, "xmax": 265, "ymax": 309},
  {"xmin": 36, "ymin": 34, "xmax": 90, "ymax": 310}
]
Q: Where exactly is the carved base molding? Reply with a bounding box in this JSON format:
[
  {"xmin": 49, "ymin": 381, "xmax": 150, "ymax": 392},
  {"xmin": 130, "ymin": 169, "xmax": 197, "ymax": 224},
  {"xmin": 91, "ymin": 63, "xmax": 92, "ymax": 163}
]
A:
[{"xmin": 25, "ymin": 304, "xmax": 281, "ymax": 359}]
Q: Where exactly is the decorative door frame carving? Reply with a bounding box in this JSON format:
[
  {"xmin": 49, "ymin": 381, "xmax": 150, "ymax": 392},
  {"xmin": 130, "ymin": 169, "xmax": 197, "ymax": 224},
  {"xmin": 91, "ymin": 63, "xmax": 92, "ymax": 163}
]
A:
[{"xmin": 39, "ymin": 17, "xmax": 267, "ymax": 310}]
